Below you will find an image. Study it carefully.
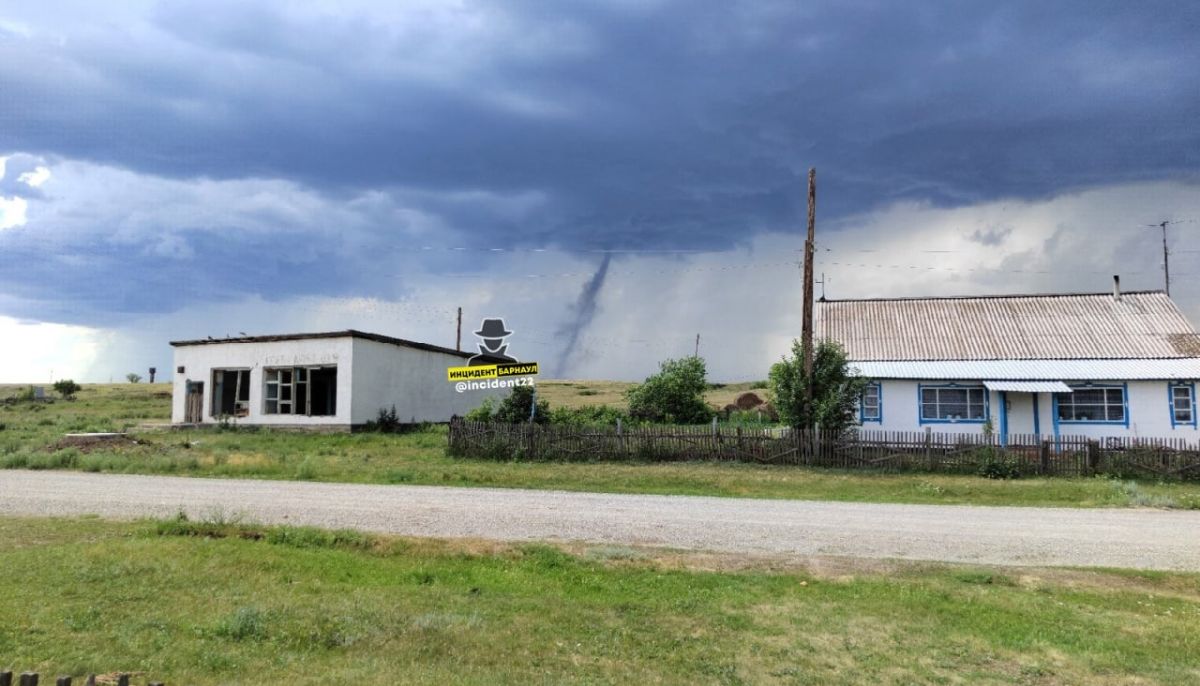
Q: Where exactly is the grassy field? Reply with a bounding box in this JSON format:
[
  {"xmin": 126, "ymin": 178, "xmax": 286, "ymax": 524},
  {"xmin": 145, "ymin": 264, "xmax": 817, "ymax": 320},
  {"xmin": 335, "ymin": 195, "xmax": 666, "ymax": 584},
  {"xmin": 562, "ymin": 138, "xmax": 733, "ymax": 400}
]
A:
[
  {"xmin": 2, "ymin": 515, "xmax": 1199, "ymax": 685},
  {"xmin": 536, "ymin": 378, "xmax": 768, "ymax": 410},
  {"xmin": 3, "ymin": 383, "xmax": 1200, "ymax": 509}
]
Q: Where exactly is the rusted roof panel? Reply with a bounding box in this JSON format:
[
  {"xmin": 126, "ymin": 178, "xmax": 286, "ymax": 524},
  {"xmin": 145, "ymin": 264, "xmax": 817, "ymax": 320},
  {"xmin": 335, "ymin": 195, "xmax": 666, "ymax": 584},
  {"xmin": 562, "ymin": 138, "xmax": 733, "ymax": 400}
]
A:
[{"xmin": 818, "ymin": 291, "xmax": 1200, "ymax": 361}]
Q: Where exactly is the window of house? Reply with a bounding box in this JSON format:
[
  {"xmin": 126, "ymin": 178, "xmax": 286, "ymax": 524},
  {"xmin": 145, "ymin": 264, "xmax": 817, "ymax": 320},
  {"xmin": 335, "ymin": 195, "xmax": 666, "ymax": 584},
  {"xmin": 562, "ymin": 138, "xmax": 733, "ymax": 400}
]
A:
[
  {"xmin": 860, "ymin": 383, "xmax": 882, "ymax": 422},
  {"xmin": 1171, "ymin": 384, "xmax": 1195, "ymax": 426},
  {"xmin": 920, "ymin": 385, "xmax": 986, "ymax": 421},
  {"xmin": 1056, "ymin": 386, "xmax": 1125, "ymax": 423},
  {"xmin": 264, "ymin": 366, "xmax": 337, "ymax": 416},
  {"xmin": 212, "ymin": 369, "xmax": 250, "ymax": 418}
]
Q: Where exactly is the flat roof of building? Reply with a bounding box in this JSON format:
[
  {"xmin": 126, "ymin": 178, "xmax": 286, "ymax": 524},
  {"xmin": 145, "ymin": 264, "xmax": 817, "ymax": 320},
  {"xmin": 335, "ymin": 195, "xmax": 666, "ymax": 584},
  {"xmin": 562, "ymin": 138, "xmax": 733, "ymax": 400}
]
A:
[{"xmin": 170, "ymin": 329, "xmax": 479, "ymax": 360}]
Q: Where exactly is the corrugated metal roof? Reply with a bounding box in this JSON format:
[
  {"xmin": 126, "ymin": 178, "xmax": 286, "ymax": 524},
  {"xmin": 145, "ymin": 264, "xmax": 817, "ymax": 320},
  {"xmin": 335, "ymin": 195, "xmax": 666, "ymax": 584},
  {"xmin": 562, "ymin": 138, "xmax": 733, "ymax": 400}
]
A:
[
  {"xmin": 983, "ymin": 381, "xmax": 1072, "ymax": 393},
  {"xmin": 818, "ymin": 291, "xmax": 1200, "ymax": 360},
  {"xmin": 851, "ymin": 359, "xmax": 1200, "ymax": 380}
]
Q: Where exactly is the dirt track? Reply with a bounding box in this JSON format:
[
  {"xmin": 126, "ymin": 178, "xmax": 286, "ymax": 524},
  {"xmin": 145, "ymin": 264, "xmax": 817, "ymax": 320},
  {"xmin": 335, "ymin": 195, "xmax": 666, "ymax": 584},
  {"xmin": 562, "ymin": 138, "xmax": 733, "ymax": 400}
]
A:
[{"xmin": 3, "ymin": 470, "xmax": 1199, "ymax": 571}]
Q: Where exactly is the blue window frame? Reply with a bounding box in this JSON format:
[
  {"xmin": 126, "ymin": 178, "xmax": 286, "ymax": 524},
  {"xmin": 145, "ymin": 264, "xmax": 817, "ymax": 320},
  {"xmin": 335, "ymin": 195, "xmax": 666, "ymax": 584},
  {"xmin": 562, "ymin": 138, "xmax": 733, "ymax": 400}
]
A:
[
  {"xmin": 1169, "ymin": 383, "xmax": 1196, "ymax": 428},
  {"xmin": 918, "ymin": 384, "xmax": 988, "ymax": 423},
  {"xmin": 1055, "ymin": 384, "xmax": 1128, "ymax": 425},
  {"xmin": 860, "ymin": 382, "xmax": 882, "ymax": 423}
]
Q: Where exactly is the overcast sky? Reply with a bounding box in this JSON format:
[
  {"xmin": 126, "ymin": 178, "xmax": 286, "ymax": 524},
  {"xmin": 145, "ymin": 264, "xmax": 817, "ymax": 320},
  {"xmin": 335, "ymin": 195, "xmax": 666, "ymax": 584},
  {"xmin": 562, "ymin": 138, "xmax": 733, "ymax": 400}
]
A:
[{"xmin": 2, "ymin": 1, "xmax": 1199, "ymax": 382}]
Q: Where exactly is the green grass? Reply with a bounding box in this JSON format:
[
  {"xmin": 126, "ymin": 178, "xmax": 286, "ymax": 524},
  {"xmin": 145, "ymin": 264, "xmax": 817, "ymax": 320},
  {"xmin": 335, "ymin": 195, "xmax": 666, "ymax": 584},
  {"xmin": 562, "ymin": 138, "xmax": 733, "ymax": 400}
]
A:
[
  {"xmin": 1, "ymin": 515, "xmax": 1199, "ymax": 685},
  {"xmin": 3, "ymin": 384, "xmax": 1200, "ymax": 509}
]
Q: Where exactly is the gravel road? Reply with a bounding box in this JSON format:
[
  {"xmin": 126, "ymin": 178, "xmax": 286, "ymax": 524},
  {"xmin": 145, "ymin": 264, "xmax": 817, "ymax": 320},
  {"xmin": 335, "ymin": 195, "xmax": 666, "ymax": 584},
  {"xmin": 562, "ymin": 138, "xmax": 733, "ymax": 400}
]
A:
[{"xmin": 2, "ymin": 470, "xmax": 1199, "ymax": 571}]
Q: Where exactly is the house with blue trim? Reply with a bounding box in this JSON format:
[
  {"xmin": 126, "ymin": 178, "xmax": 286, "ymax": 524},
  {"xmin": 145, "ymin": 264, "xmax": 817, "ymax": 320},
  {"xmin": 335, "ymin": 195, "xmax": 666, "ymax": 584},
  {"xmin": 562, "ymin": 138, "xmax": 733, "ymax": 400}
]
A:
[{"xmin": 817, "ymin": 279, "xmax": 1200, "ymax": 442}]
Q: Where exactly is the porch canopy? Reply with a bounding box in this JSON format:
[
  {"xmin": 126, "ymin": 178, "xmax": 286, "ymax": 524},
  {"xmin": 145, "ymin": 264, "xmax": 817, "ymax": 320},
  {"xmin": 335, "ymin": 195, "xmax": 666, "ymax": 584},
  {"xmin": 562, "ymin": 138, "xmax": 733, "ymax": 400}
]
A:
[{"xmin": 982, "ymin": 380, "xmax": 1071, "ymax": 393}]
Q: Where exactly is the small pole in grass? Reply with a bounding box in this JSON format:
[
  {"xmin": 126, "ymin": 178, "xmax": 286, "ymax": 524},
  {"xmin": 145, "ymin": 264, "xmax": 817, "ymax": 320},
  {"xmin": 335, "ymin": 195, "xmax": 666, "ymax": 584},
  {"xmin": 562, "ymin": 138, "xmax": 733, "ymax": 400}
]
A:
[
  {"xmin": 924, "ymin": 426, "xmax": 934, "ymax": 471},
  {"xmin": 0, "ymin": 672, "xmax": 12, "ymax": 686},
  {"xmin": 56, "ymin": 677, "xmax": 71, "ymax": 686},
  {"xmin": 18, "ymin": 674, "xmax": 36, "ymax": 686}
]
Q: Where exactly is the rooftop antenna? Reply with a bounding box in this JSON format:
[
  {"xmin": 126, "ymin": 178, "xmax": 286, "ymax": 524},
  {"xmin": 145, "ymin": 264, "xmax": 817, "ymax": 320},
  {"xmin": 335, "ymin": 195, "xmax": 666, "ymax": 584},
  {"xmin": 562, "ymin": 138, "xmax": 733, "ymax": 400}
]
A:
[
  {"xmin": 1146, "ymin": 220, "xmax": 1191, "ymax": 297},
  {"xmin": 816, "ymin": 272, "xmax": 828, "ymax": 301}
]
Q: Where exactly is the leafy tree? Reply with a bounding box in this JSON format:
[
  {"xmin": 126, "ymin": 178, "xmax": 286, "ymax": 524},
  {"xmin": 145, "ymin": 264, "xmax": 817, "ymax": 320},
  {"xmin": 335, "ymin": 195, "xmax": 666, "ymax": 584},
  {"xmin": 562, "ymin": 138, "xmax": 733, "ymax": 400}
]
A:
[
  {"xmin": 126, "ymin": 373, "xmax": 143, "ymax": 384},
  {"xmin": 53, "ymin": 379, "xmax": 81, "ymax": 400},
  {"xmin": 768, "ymin": 339, "xmax": 867, "ymax": 433},
  {"xmin": 626, "ymin": 356, "xmax": 714, "ymax": 424}
]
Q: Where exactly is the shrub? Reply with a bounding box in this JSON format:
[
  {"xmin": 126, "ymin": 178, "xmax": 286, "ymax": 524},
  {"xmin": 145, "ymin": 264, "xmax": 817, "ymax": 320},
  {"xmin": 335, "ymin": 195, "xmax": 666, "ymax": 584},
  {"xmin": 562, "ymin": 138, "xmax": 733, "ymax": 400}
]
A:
[
  {"xmin": 465, "ymin": 397, "xmax": 497, "ymax": 422},
  {"xmin": 769, "ymin": 339, "xmax": 866, "ymax": 433},
  {"xmin": 53, "ymin": 379, "xmax": 81, "ymax": 400},
  {"xmin": 493, "ymin": 385, "xmax": 549, "ymax": 424},
  {"xmin": 978, "ymin": 452, "xmax": 1023, "ymax": 480},
  {"xmin": 627, "ymin": 357, "xmax": 713, "ymax": 424},
  {"xmin": 364, "ymin": 405, "xmax": 402, "ymax": 433},
  {"xmin": 723, "ymin": 409, "xmax": 779, "ymax": 427},
  {"xmin": 548, "ymin": 405, "xmax": 630, "ymax": 426},
  {"xmin": 126, "ymin": 373, "xmax": 143, "ymax": 384}
]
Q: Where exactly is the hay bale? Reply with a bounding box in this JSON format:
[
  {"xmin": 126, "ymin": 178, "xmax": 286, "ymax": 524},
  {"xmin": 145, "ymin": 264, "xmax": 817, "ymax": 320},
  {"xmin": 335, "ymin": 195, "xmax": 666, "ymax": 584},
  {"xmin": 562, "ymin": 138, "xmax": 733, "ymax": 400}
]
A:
[
  {"xmin": 757, "ymin": 402, "xmax": 779, "ymax": 421},
  {"xmin": 721, "ymin": 403, "xmax": 739, "ymax": 418},
  {"xmin": 734, "ymin": 392, "xmax": 764, "ymax": 410}
]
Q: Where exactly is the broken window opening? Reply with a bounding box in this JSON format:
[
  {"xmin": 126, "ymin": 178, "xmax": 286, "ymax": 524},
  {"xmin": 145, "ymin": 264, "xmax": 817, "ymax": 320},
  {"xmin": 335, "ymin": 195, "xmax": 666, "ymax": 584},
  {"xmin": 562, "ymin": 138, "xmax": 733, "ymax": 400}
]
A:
[
  {"xmin": 264, "ymin": 366, "xmax": 337, "ymax": 416},
  {"xmin": 212, "ymin": 369, "xmax": 251, "ymax": 418}
]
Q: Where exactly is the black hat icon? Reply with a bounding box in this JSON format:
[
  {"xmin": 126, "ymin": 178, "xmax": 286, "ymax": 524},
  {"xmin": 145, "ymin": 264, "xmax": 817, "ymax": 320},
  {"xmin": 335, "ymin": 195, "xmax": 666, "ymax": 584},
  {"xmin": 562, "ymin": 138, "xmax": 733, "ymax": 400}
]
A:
[{"xmin": 474, "ymin": 318, "xmax": 513, "ymax": 338}]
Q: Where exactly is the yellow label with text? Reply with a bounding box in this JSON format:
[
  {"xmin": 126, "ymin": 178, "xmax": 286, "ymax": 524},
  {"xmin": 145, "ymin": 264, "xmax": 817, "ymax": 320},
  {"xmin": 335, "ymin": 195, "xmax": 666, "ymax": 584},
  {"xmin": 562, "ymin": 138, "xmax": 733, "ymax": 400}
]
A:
[{"xmin": 447, "ymin": 362, "xmax": 540, "ymax": 381}]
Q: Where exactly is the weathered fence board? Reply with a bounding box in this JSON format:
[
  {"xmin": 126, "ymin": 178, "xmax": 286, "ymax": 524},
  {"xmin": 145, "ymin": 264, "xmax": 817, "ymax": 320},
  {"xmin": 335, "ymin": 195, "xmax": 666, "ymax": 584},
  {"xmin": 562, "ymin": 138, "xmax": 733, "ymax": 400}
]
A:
[{"xmin": 447, "ymin": 418, "xmax": 1200, "ymax": 479}]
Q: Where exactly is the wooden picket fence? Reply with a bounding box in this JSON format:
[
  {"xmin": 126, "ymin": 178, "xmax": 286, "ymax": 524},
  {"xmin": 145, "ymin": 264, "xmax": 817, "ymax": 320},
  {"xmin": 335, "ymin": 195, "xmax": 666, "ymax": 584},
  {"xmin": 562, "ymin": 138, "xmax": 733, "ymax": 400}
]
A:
[
  {"xmin": 447, "ymin": 418, "xmax": 1200, "ymax": 480},
  {"xmin": 0, "ymin": 672, "xmax": 160, "ymax": 686}
]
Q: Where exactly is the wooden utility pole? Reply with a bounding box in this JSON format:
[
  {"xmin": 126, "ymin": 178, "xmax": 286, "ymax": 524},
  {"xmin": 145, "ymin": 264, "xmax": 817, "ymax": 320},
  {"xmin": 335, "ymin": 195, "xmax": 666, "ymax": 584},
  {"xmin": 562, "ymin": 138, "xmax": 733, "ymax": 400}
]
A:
[
  {"xmin": 456, "ymin": 307, "xmax": 463, "ymax": 351},
  {"xmin": 801, "ymin": 168, "xmax": 817, "ymax": 428},
  {"xmin": 694, "ymin": 333, "xmax": 700, "ymax": 358}
]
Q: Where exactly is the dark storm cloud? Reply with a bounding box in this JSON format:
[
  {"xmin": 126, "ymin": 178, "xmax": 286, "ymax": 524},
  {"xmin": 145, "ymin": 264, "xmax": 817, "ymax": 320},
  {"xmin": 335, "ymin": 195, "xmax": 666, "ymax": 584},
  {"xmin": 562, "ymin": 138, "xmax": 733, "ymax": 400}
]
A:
[{"xmin": 1, "ymin": 0, "xmax": 1198, "ymax": 322}]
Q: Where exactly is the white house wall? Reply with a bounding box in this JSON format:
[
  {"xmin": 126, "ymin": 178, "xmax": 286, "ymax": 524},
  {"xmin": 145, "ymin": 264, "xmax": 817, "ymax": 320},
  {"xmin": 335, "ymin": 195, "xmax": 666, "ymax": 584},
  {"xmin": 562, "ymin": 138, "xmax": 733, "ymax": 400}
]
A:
[
  {"xmin": 349, "ymin": 338, "xmax": 506, "ymax": 424},
  {"xmin": 171, "ymin": 337, "xmax": 354, "ymax": 427},
  {"xmin": 864, "ymin": 379, "xmax": 1200, "ymax": 440}
]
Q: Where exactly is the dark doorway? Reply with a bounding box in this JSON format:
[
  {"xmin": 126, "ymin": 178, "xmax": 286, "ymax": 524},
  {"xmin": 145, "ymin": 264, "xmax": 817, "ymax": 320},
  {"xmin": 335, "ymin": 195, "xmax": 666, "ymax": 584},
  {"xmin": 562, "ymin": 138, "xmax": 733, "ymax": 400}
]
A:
[{"xmin": 309, "ymin": 367, "xmax": 337, "ymax": 416}]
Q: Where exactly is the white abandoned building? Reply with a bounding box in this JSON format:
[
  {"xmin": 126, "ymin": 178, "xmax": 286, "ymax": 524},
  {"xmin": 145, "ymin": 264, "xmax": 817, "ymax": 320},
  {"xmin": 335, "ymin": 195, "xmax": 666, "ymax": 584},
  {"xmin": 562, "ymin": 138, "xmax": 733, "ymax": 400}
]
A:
[
  {"xmin": 819, "ymin": 279, "xmax": 1200, "ymax": 442},
  {"xmin": 170, "ymin": 330, "xmax": 506, "ymax": 429}
]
